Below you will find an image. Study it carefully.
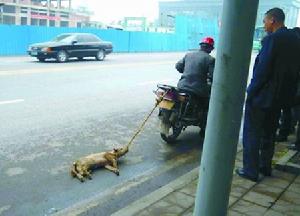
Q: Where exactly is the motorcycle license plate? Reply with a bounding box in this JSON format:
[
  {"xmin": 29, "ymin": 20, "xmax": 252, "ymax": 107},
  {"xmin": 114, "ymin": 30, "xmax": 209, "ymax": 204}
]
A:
[{"xmin": 159, "ymin": 100, "xmax": 175, "ymax": 110}]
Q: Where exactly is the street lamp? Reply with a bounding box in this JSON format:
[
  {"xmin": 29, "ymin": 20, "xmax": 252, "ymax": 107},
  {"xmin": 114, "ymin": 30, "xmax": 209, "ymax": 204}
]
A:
[{"xmin": 0, "ymin": 3, "xmax": 4, "ymax": 24}]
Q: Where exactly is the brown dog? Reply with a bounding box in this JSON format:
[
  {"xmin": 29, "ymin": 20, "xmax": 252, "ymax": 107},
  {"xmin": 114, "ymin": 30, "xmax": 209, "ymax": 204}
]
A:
[{"xmin": 70, "ymin": 145, "xmax": 129, "ymax": 182}]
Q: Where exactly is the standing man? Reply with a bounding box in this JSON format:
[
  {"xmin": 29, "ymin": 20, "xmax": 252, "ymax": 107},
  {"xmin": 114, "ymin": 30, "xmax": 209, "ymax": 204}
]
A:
[
  {"xmin": 236, "ymin": 8, "xmax": 300, "ymax": 182},
  {"xmin": 289, "ymin": 27, "xmax": 300, "ymax": 152}
]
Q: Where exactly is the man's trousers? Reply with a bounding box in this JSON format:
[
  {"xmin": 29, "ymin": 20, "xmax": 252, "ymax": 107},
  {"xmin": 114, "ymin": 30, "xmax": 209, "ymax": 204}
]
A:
[{"xmin": 242, "ymin": 101, "xmax": 281, "ymax": 178}]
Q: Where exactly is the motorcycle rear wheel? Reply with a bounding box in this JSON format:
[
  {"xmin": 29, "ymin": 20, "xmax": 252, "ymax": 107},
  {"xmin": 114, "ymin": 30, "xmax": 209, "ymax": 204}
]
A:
[{"xmin": 160, "ymin": 124, "xmax": 183, "ymax": 143}]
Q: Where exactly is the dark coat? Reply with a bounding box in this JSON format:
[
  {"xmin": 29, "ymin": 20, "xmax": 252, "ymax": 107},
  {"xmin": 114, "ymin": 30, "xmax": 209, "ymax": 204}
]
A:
[
  {"xmin": 292, "ymin": 27, "xmax": 300, "ymax": 105},
  {"xmin": 176, "ymin": 50, "xmax": 215, "ymax": 97},
  {"xmin": 247, "ymin": 27, "xmax": 300, "ymax": 108}
]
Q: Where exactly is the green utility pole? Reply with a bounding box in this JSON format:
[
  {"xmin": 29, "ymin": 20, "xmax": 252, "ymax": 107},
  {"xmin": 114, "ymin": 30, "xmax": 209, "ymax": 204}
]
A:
[{"xmin": 193, "ymin": 0, "xmax": 259, "ymax": 215}]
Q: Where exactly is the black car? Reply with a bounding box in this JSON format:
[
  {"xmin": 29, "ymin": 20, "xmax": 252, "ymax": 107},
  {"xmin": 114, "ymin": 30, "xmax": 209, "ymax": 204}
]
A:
[{"xmin": 27, "ymin": 33, "xmax": 113, "ymax": 62}]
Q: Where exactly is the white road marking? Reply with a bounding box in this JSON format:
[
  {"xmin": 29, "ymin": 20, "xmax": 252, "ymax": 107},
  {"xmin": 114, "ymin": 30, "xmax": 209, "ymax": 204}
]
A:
[
  {"xmin": 0, "ymin": 99, "xmax": 24, "ymax": 105},
  {"xmin": 0, "ymin": 61, "xmax": 175, "ymax": 76}
]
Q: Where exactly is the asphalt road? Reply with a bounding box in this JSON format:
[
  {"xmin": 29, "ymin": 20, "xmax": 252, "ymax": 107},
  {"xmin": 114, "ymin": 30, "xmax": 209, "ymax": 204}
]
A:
[{"xmin": 0, "ymin": 53, "xmax": 208, "ymax": 216}]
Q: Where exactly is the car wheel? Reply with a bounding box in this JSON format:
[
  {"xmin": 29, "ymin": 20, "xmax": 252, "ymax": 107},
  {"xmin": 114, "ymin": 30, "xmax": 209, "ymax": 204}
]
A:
[
  {"xmin": 56, "ymin": 50, "xmax": 68, "ymax": 63},
  {"xmin": 37, "ymin": 57, "xmax": 45, "ymax": 62},
  {"xmin": 95, "ymin": 50, "xmax": 105, "ymax": 61}
]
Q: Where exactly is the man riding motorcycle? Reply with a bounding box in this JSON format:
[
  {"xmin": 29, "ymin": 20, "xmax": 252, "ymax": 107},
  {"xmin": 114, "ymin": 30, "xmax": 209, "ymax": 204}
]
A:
[{"xmin": 175, "ymin": 37, "xmax": 215, "ymax": 137}]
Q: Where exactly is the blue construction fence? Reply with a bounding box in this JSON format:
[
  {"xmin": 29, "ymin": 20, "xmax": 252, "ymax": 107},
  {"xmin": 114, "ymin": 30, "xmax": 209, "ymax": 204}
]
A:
[{"xmin": 0, "ymin": 16, "xmax": 219, "ymax": 56}]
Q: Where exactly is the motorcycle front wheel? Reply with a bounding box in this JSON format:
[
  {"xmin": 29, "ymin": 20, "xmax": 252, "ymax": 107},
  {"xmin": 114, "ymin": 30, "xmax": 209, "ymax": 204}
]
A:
[{"xmin": 160, "ymin": 123, "xmax": 183, "ymax": 143}]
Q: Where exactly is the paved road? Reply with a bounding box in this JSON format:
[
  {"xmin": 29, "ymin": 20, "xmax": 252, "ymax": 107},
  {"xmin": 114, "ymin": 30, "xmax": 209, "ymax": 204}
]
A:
[
  {"xmin": 0, "ymin": 53, "xmax": 207, "ymax": 216},
  {"xmin": 0, "ymin": 51, "xmax": 257, "ymax": 216}
]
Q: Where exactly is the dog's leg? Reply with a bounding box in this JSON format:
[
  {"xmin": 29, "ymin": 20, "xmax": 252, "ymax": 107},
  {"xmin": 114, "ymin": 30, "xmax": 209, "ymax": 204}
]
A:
[
  {"xmin": 111, "ymin": 159, "xmax": 118, "ymax": 169},
  {"xmin": 104, "ymin": 165, "xmax": 120, "ymax": 176},
  {"xmin": 70, "ymin": 166, "xmax": 85, "ymax": 182},
  {"xmin": 77, "ymin": 167, "xmax": 88, "ymax": 182},
  {"xmin": 77, "ymin": 174, "xmax": 85, "ymax": 182},
  {"xmin": 71, "ymin": 162, "xmax": 85, "ymax": 182},
  {"xmin": 84, "ymin": 170, "xmax": 92, "ymax": 180},
  {"xmin": 70, "ymin": 169, "xmax": 76, "ymax": 178},
  {"xmin": 105, "ymin": 155, "xmax": 120, "ymax": 175},
  {"xmin": 72, "ymin": 169, "xmax": 85, "ymax": 182},
  {"xmin": 113, "ymin": 159, "xmax": 120, "ymax": 175},
  {"xmin": 111, "ymin": 158, "xmax": 120, "ymax": 175},
  {"xmin": 70, "ymin": 163, "xmax": 78, "ymax": 178}
]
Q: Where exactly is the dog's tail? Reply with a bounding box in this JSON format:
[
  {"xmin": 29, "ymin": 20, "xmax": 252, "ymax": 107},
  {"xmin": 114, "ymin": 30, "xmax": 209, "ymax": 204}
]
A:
[{"xmin": 70, "ymin": 162, "xmax": 78, "ymax": 177}]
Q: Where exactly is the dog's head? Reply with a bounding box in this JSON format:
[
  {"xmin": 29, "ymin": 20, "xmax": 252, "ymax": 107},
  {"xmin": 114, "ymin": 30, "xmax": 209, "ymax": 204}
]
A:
[{"xmin": 113, "ymin": 146, "xmax": 129, "ymax": 158}]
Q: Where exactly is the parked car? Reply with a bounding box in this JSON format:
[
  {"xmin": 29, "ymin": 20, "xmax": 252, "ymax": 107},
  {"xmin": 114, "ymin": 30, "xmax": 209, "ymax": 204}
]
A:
[{"xmin": 27, "ymin": 33, "xmax": 113, "ymax": 62}]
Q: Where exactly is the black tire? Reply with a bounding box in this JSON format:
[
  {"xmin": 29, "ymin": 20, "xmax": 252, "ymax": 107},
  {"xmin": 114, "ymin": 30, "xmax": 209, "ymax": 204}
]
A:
[
  {"xmin": 56, "ymin": 50, "xmax": 68, "ymax": 63},
  {"xmin": 95, "ymin": 49, "xmax": 105, "ymax": 61},
  {"xmin": 37, "ymin": 57, "xmax": 45, "ymax": 62},
  {"xmin": 160, "ymin": 123, "xmax": 183, "ymax": 143}
]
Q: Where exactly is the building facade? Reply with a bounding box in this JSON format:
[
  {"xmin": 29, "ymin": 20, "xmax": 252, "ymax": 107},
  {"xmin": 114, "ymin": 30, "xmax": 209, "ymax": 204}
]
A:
[
  {"xmin": 0, "ymin": 0, "xmax": 91, "ymax": 27},
  {"xmin": 159, "ymin": 0, "xmax": 300, "ymax": 28}
]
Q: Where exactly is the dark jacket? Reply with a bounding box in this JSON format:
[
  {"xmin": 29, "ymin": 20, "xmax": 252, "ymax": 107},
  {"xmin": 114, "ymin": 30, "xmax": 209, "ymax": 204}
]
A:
[
  {"xmin": 292, "ymin": 27, "xmax": 300, "ymax": 105},
  {"xmin": 176, "ymin": 50, "xmax": 215, "ymax": 97},
  {"xmin": 247, "ymin": 27, "xmax": 300, "ymax": 108}
]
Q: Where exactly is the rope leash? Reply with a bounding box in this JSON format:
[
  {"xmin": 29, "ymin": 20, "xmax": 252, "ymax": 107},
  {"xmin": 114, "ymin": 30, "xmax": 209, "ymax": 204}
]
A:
[{"xmin": 126, "ymin": 91, "xmax": 168, "ymax": 149}]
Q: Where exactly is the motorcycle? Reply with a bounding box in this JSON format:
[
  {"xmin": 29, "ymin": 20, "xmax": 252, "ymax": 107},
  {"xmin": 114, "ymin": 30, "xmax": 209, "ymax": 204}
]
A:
[{"xmin": 154, "ymin": 84, "xmax": 208, "ymax": 143}]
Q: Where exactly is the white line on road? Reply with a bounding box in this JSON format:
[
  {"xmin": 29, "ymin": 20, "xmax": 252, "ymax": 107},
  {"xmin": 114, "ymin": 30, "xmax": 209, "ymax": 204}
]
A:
[
  {"xmin": 0, "ymin": 61, "xmax": 176, "ymax": 76},
  {"xmin": 0, "ymin": 99, "xmax": 24, "ymax": 105}
]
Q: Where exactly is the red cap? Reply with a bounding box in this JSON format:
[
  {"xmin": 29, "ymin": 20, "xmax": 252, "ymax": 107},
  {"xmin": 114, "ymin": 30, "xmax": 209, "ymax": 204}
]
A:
[{"xmin": 200, "ymin": 37, "xmax": 215, "ymax": 47}]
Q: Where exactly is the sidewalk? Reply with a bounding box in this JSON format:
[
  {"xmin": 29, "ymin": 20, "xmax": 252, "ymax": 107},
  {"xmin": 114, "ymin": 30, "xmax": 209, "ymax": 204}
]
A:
[{"xmin": 112, "ymin": 143, "xmax": 300, "ymax": 216}]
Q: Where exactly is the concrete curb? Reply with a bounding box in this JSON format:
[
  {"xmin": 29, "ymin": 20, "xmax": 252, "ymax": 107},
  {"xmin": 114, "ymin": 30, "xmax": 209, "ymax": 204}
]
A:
[{"xmin": 111, "ymin": 167, "xmax": 199, "ymax": 216}]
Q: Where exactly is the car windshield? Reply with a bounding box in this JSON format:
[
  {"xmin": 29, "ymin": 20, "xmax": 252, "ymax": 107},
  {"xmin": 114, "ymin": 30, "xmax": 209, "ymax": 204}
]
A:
[{"xmin": 52, "ymin": 34, "xmax": 75, "ymax": 43}]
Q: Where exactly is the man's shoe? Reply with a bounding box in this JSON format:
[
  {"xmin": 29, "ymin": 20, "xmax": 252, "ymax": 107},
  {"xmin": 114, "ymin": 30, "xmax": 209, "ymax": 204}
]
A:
[
  {"xmin": 259, "ymin": 167, "xmax": 271, "ymax": 176},
  {"xmin": 235, "ymin": 168, "xmax": 258, "ymax": 182}
]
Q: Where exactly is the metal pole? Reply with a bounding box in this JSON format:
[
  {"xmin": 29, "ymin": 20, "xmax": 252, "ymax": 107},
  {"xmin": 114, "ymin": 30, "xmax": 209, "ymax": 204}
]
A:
[{"xmin": 193, "ymin": 0, "xmax": 259, "ymax": 215}]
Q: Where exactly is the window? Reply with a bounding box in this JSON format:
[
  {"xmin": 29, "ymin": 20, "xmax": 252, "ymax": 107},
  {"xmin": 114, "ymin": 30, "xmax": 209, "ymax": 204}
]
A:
[
  {"xmin": 85, "ymin": 34, "xmax": 100, "ymax": 42},
  {"xmin": 76, "ymin": 35, "xmax": 85, "ymax": 43},
  {"xmin": 3, "ymin": 15, "xmax": 15, "ymax": 25},
  {"xmin": 31, "ymin": 18, "xmax": 38, "ymax": 26},
  {"xmin": 3, "ymin": 5, "xmax": 16, "ymax": 13},
  {"xmin": 21, "ymin": 7, "xmax": 28, "ymax": 14},
  {"xmin": 60, "ymin": 12, "xmax": 69, "ymax": 18},
  {"xmin": 60, "ymin": 21, "xmax": 69, "ymax": 27},
  {"xmin": 50, "ymin": 11, "xmax": 56, "ymax": 16},
  {"xmin": 75, "ymin": 34, "xmax": 101, "ymax": 42},
  {"xmin": 39, "ymin": 9, "xmax": 47, "ymax": 16},
  {"xmin": 31, "ymin": 8, "xmax": 39, "ymax": 14},
  {"xmin": 39, "ymin": 19, "xmax": 47, "ymax": 26},
  {"xmin": 49, "ymin": 20, "xmax": 55, "ymax": 27},
  {"xmin": 52, "ymin": 34, "xmax": 75, "ymax": 43},
  {"xmin": 21, "ymin": 17, "xmax": 27, "ymax": 25}
]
